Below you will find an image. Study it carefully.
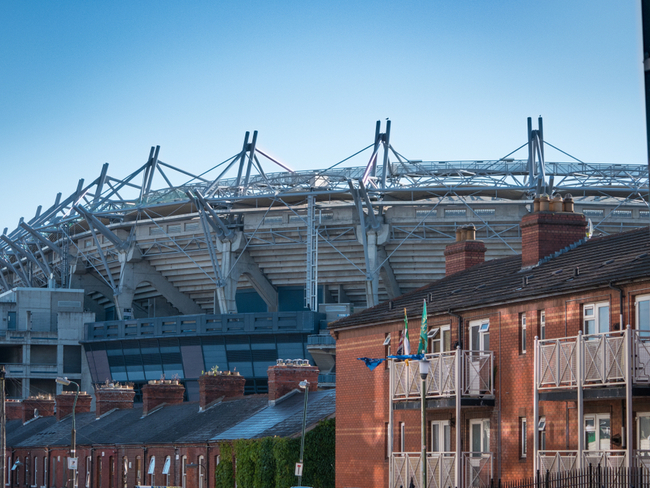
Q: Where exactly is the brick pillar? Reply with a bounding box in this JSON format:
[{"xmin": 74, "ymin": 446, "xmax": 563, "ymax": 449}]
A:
[
  {"xmin": 141, "ymin": 382, "xmax": 185, "ymax": 416},
  {"xmin": 95, "ymin": 387, "xmax": 136, "ymax": 418},
  {"xmin": 55, "ymin": 392, "xmax": 92, "ymax": 421},
  {"xmin": 198, "ymin": 374, "xmax": 246, "ymax": 410},
  {"xmin": 520, "ymin": 196, "xmax": 586, "ymax": 268},
  {"xmin": 267, "ymin": 364, "xmax": 319, "ymax": 402},
  {"xmin": 21, "ymin": 397, "xmax": 55, "ymax": 423},
  {"xmin": 5, "ymin": 400, "xmax": 22, "ymax": 421}
]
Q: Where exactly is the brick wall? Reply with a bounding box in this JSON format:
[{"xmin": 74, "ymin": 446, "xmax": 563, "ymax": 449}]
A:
[{"xmin": 21, "ymin": 397, "xmax": 55, "ymax": 423}]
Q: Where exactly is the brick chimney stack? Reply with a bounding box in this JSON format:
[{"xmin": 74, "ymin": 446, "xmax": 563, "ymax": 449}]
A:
[
  {"xmin": 55, "ymin": 391, "xmax": 92, "ymax": 421},
  {"xmin": 520, "ymin": 194, "xmax": 586, "ymax": 268},
  {"xmin": 141, "ymin": 381, "xmax": 185, "ymax": 416},
  {"xmin": 444, "ymin": 225, "xmax": 487, "ymax": 276},
  {"xmin": 5, "ymin": 400, "xmax": 22, "ymax": 421},
  {"xmin": 198, "ymin": 373, "xmax": 246, "ymax": 411},
  {"xmin": 21, "ymin": 396, "xmax": 55, "ymax": 423},
  {"xmin": 95, "ymin": 385, "xmax": 136, "ymax": 418},
  {"xmin": 268, "ymin": 360, "xmax": 319, "ymax": 403}
]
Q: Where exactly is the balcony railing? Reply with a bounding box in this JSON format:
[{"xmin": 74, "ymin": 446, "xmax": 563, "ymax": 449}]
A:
[
  {"xmin": 391, "ymin": 350, "xmax": 493, "ymax": 401},
  {"xmin": 536, "ymin": 330, "xmax": 647, "ymax": 390},
  {"xmin": 635, "ymin": 450, "xmax": 650, "ymax": 471},
  {"xmin": 538, "ymin": 450, "xmax": 626, "ymax": 473},
  {"xmin": 390, "ymin": 452, "xmax": 457, "ymax": 488},
  {"xmin": 463, "ymin": 452, "xmax": 493, "ymax": 488}
]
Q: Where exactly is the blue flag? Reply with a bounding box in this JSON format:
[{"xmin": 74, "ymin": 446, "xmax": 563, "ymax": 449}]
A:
[{"xmin": 357, "ymin": 357, "xmax": 386, "ymax": 371}]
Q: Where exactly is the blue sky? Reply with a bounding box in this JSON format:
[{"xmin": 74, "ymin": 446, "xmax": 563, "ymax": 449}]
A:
[{"xmin": 0, "ymin": 1, "xmax": 645, "ymax": 229}]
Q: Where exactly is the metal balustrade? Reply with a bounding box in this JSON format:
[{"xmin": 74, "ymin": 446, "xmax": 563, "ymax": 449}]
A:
[
  {"xmin": 463, "ymin": 452, "xmax": 493, "ymax": 488},
  {"xmin": 391, "ymin": 350, "xmax": 493, "ymax": 401},
  {"xmin": 635, "ymin": 450, "xmax": 650, "ymax": 471},
  {"xmin": 538, "ymin": 451, "xmax": 578, "ymax": 474},
  {"xmin": 583, "ymin": 450, "xmax": 626, "ymax": 469},
  {"xmin": 390, "ymin": 452, "xmax": 458, "ymax": 488},
  {"xmin": 537, "ymin": 330, "xmax": 634, "ymax": 390}
]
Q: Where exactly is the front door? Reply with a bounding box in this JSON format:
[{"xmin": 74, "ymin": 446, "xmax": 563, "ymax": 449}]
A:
[
  {"xmin": 585, "ymin": 414, "xmax": 610, "ymax": 450},
  {"xmin": 431, "ymin": 420, "xmax": 451, "ymax": 453},
  {"xmin": 469, "ymin": 419, "xmax": 490, "ymax": 454}
]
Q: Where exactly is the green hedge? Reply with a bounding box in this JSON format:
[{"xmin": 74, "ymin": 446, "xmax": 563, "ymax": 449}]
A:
[{"xmin": 214, "ymin": 418, "xmax": 335, "ymax": 488}]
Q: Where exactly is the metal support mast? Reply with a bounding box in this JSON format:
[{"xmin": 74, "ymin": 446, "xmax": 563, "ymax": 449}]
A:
[{"xmin": 305, "ymin": 195, "xmax": 318, "ymax": 311}]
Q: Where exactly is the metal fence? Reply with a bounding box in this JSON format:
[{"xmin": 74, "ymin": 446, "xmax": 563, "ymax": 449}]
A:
[{"xmin": 498, "ymin": 465, "xmax": 650, "ymax": 488}]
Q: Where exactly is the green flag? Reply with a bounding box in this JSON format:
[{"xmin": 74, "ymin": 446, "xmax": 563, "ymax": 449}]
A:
[{"xmin": 418, "ymin": 299, "xmax": 428, "ymax": 354}]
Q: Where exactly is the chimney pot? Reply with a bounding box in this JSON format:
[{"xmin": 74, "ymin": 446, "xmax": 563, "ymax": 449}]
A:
[
  {"xmin": 563, "ymin": 194, "xmax": 574, "ymax": 213},
  {"xmin": 533, "ymin": 197, "xmax": 541, "ymax": 213},
  {"xmin": 455, "ymin": 228, "xmax": 463, "ymax": 242},
  {"xmin": 539, "ymin": 195, "xmax": 550, "ymax": 212},
  {"xmin": 551, "ymin": 194, "xmax": 563, "ymax": 212}
]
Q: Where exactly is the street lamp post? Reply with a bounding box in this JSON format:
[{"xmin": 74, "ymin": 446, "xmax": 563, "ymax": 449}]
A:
[
  {"xmin": 56, "ymin": 377, "xmax": 79, "ymax": 488},
  {"xmin": 1, "ymin": 365, "xmax": 5, "ymax": 488},
  {"xmin": 419, "ymin": 359, "xmax": 430, "ymax": 488},
  {"xmin": 297, "ymin": 379, "xmax": 310, "ymax": 487}
]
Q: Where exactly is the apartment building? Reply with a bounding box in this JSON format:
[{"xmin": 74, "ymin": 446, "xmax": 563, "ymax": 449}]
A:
[{"xmin": 330, "ymin": 195, "xmax": 650, "ymax": 488}]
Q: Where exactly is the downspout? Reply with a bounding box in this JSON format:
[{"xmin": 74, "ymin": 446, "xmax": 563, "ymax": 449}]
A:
[
  {"xmin": 608, "ymin": 281, "xmax": 624, "ymax": 330},
  {"xmin": 448, "ymin": 309, "xmax": 463, "ymax": 349}
]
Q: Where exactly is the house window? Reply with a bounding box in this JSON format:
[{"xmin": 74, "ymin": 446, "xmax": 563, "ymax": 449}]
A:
[
  {"xmin": 636, "ymin": 295, "xmax": 650, "ymax": 336},
  {"xmin": 469, "ymin": 320, "xmax": 490, "ymax": 351},
  {"xmin": 162, "ymin": 456, "xmax": 171, "ymax": 487},
  {"xmin": 135, "ymin": 457, "xmax": 141, "ymax": 487},
  {"xmin": 181, "ymin": 456, "xmax": 187, "ymax": 488},
  {"xmin": 539, "ymin": 310, "xmax": 546, "ymax": 340},
  {"xmin": 585, "ymin": 414, "xmax": 611, "ymax": 450},
  {"xmin": 197, "ymin": 456, "xmax": 205, "ymax": 488},
  {"xmin": 583, "ymin": 302, "xmax": 609, "ymax": 335},
  {"xmin": 34, "ymin": 457, "xmax": 38, "ymax": 487},
  {"xmin": 429, "ymin": 325, "xmax": 451, "ymax": 353},
  {"xmin": 469, "ymin": 419, "xmax": 490, "ymax": 454},
  {"xmin": 51, "ymin": 457, "xmax": 55, "ymax": 488},
  {"xmin": 96, "ymin": 456, "xmax": 102, "ymax": 488},
  {"xmin": 147, "ymin": 457, "xmax": 155, "ymax": 486},
  {"xmin": 121, "ymin": 457, "xmax": 127, "ymax": 488},
  {"xmin": 520, "ymin": 418, "xmax": 527, "ymax": 458},
  {"xmin": 400, "ymin": 422, "xmax": 406, "ymax": 452},
  {"xmin": 85, "ymin": 458, "xmax": 91, "ymax": 488},
  {"xmin": 43, "ymin": 457, "xmax": 47, "ymax": 488},
  {"xmin": 431, "ymin": 421, "xmax": 451, "ymax": 453},
  {"xmin": 109, "ymin": 457, "xmax": 114, "ymax": 488},
  {"xmin": 638, "ymin": 413, "xmax": 650, "ymax": 450},
  {"xmin": 538, "ymin": 417, "xmax": 547, "ymax": 451},
  {"xmin": 520, "ymin": 314, "xmax": 527, "ymax": 354}
]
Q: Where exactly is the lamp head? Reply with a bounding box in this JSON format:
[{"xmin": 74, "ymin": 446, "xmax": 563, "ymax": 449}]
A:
[
  {"xmin": 299, "ymin": 380, "xmax": 309, "ymax": 389},
  {"xmin": 418, "ymin": 359, "xmax": 430, "ymax": 378},
  {"xmin": 56, "ymin": 377, "xmax": 71, "ymax": 386}
]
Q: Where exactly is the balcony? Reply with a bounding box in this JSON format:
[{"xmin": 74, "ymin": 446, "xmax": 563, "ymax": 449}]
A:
[
  {"xmin": 536, "ymin": 329, "xmax": 650, "ymax": 392},
  {"xmin": 391, "ymin": 350, "xmax": 493, "ymax": 402},
  {"xmin": 390, "ymin": 452, "xmax": 492, "ymax": 488},
  {"xmin": 538, "ymin": 450, "xmax": 626, "ymax": 473}
]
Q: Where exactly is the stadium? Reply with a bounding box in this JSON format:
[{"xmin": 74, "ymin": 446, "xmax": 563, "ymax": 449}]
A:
[{"xmin": 0, "ymin": 118, "xmax": 647, "ymax": 398}]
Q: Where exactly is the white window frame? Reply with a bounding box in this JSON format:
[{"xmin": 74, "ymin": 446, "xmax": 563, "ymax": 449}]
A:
[
  {"xmin": 636, "ymin": 295, "xmax": 650, "ymax": 335},
  {"xmin": 637, "ymin": 413, "xmax": 650, "ymax": 450},
  {"xmin": 583, "ymin": 302, "xmax": 610, "ymax": 336},
  {"xmin": 521, "ymin": 314, "xmax": 527, "ymax": 354},
  {"xmin": 469, "ymin": 418, "xmax": 490, "ymax": 455},
  {"xmin": 538, "ymin": 416, "xmax": 546, "ymax": 451},
  {"xmin": 584, "ymin": 414, "xmax": 611, "ymax": 450},
  {"xmin": 43, "ymin": 457, "xmax": 47, "ymax": 488},
  {"xmin": 162, "ymin": 456, "xmax": 171, "ymax": 486},
  {"xmin": 520, "ymin": 418, "xmax": 527, "ymax": 458},
  {"xmin": 429, "ymin": 325, "xmax": 451, "ymax": 354},
  {"xmin": 469, "ymin": 320, "xmax": 490, "ymax": 352},
  {"xmin": 33, "ymin": 457, "xmax": 38, "ymax": 488},
  {"xmin": 540, "ymin": 310, "xmax": 546, "ymax": 340},
  {"xmin": 430, "ymin": 420, "xmax": 451, "ymax": 453},
  {"xmin": 197, "ymin": 456, "xmax": 204, "ymax": 488},
  {"xmin": 147, "ymin": 457, "xmax": 155, "ymax": 486},
  {"xmin": 181, "ymin": 456, "xmax": 187, "ymax": 488},
  {"xmin": 400, "ymin": 422, "xmax": 406, "ymax": 452}
]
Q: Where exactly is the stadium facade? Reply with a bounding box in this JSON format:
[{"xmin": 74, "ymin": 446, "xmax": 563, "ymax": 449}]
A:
[{"xmin": 0, "ymin": 118, "xmax": 647, "ymax": 399}]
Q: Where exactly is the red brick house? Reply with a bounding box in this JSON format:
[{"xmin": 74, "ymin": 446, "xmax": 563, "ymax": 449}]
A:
[
  {"xmin": 4, "ymin": 363, "xmax": 333, "ymax": 488},
  {"xmin": 330, "ymin": 195, "xmax": 650, "ymax": 488}
]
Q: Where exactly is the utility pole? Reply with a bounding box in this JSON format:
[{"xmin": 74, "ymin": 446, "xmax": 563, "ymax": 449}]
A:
[{"xmin": 1, "ymin": 365, "xmax": 6, "ymax": 488}]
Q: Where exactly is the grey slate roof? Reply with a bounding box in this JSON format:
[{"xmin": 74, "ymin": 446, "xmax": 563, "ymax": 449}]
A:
[
  {"xmin": 8, "ymin": 390, "xmax": 334, "ymax": 448},
  {"xmin": 329, "ymin": 226, "xmax": 650, "ymax": 330},
  {"xmin": 213, "ymin": 389, "xmax": 336, "ymax": 440}
]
